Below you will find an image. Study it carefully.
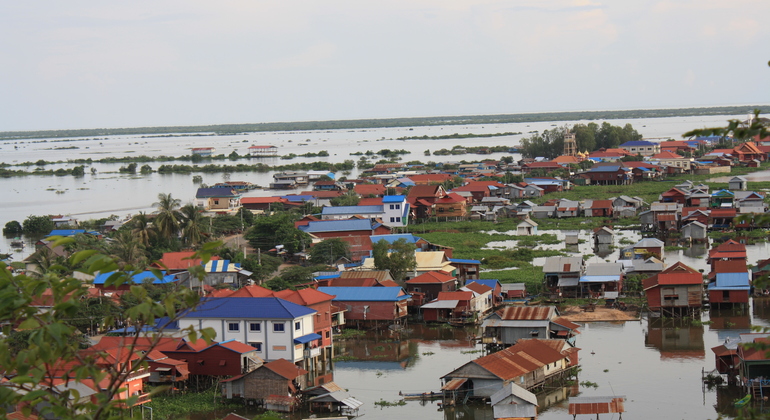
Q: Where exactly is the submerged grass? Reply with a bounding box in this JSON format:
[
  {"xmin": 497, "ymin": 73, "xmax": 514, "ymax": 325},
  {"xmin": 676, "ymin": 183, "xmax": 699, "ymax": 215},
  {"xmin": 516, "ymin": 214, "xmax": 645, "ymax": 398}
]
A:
[{"xmin": 148, "ymin": 386, "xmax": 242, "ymax": 420}]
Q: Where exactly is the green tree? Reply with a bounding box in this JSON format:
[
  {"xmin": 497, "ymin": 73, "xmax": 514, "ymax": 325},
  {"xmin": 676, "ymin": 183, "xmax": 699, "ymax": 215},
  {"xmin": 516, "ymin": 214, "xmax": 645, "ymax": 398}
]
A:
[
  {"xmin": 244, "ymin": 212, "xmax": 311, "ymax": 254},
  {"xmin": 573, "ymin": 123, "xmax": 598, "ymax": 152},
  {"xmin": 71, "ymin": 165, "xmax": 86, "ymax": 177},
  {"xmin": 130, "ymin": 212, "xmax": 155, "ymax": 247},
  {"xmin": 0, "ymin": 239, "xmax": 218, "ymax": 419},
  {"xmin": 308, "ymin": 238, "xmax": 351, "ymax": 265},
  {"xmin": 372, "ymin": 238, "xmax": 416, "ymax": 283},
  {"xmin": 108, "ymin": 230, "xmax": 147, "ymax": 268},
  {"xmin": 153, "ymin": 193, "xmax": 182, "ymax": 242},
  {"xmin": 22, "ymin": 215, "xmax": 54, "ymax": 235},
  {"xmin": 140, "ymin": 164, "xmax": 153, "ymax": 174},
  {"xmin": 180, "ymin": 204, "xmax": 207, "ymax": 247},
  {"xmin": 3, "ymin": 220, "xmax": 22, "ymax": 235},
  {"xmin": 330, "ymin": 191, "xmax": 360, "ymax": 207}
]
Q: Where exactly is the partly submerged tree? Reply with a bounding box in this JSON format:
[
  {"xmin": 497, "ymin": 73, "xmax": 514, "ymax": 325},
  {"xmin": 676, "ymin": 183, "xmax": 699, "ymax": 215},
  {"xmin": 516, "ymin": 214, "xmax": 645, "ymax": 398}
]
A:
[
  {"xmin": 0, "ymin": 237, "xmax": 218, "ymax": 419},
  {"xmin": 372, "ymin": 238, "xmax": 416, "ymax": 283}
]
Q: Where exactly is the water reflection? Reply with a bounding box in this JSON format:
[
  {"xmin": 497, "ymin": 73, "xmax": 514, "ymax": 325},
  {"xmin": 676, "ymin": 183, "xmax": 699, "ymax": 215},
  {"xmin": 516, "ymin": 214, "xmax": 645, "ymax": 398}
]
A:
[{"xmin": 645, "ymin": 318, "xmax": 705, "ymax": 360}]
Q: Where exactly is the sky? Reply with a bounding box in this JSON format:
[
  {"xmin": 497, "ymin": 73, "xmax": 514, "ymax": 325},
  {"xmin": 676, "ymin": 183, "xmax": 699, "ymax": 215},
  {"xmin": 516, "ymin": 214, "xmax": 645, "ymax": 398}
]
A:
[{"xmin": 1, "ymin": 0, "xmax": 768, "ymax": 132}]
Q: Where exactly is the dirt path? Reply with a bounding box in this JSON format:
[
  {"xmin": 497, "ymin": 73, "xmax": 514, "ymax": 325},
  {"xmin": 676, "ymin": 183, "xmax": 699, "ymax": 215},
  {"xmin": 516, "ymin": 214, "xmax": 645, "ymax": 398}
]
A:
[{"xmin": 560, "ymin": 305, "xmax": 639, "ymax": 322}]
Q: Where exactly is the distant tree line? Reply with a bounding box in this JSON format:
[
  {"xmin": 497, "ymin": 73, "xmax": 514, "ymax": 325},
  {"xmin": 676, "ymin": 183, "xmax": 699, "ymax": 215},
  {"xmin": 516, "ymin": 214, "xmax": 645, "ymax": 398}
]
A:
[{"xmin": 0, "ymin": 105, "xmax": 762, "ymax": 140}]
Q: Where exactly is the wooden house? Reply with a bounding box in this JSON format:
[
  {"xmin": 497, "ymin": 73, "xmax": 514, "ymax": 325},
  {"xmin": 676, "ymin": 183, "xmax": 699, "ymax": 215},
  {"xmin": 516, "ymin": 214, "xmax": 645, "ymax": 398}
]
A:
[
  {"xmin": 220, "ymin": 358, "xmax": 308, "ymax": 411},
  {"xmin": 708, "ymin": 239, "xmax": 747, "ymax": 270},
  {"xmin": 480, "ymin": 306, "xmax": 578, "ymax": 346},
  {"xmin": 580, "ymin": 263, "xmax": 623, "ymax": 298},
  {"xmin": 729, "ymin": 176, "xmax": 748, "ymax": 191},
  {"xmin": 681, "ymin": 221, "xmax": 708, "ymax": 241},
  {"xmin": 468, "ymin": 279, "xmax": 503, "ymax": 306},
  {"xmin": 440, "ymin": 339, "xmax": 577, "ymax": 400},
  {"xmin": 405, "ymin": 271, "xmax": 458, "ymax": 305},
  {"xmin": 555, "ymin": 199, "xmax": 580, "ymax": 218},
  {"xmin": 732, "ymin": 141, "xmax": 765, "ymax": 162},
  {"xmin": 709, "ymin": 208, "xmax": 736, "ymax": 230},
  {"xmin": 420, "ymin": 291, "xmax": 473, "ymax": 323},
  {"xmin": 659, "ymin": 187, "xmax": 688, "ymax": 205},
  {"xmin": 317, "ymin": 287, "xmax": 410, "ymax": 328},
  {"xmin": 642, "ymin": 262, "xmax": 703, "ymax": 317},
  {"xmin": 633, "ymin": 238, "xmax": 665, "ymax": 260},
  {"xmin": 448, "ymin": 258, "xmax": 482, "ymax": 283},
  {"xmin": 583, "ymin": 199, "xmax": 614, "ymax": 217},
  {"xmin": 593, "ymin": 226, "xmax": 614, "ymax": 245},
  {"xmin": 490, "ymin": 382, "xmax": 538, "ymax": 420},
  {"xmin": 543, "ymin": 256, "xmax": 585, "ymax": 297}
]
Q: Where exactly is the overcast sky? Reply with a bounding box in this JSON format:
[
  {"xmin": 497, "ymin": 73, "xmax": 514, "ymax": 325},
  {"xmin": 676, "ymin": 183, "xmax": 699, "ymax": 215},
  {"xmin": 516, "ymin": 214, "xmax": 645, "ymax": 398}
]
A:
[{"xmin": 1, "ymin": 1, "xmax": 768, "ymax": 131}]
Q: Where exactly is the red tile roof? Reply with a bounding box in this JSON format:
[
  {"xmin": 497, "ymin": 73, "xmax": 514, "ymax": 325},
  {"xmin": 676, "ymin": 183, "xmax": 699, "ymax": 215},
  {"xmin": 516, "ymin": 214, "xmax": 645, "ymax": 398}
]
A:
[{"xmin": 463, "ymin": 282, "xmax": 492, "ymax": 294}]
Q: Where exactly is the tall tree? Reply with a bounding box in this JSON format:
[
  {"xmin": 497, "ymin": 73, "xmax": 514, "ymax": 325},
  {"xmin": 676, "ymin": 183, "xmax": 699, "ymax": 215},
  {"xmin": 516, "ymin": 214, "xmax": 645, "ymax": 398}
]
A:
[
  {"xmin": 130, "ymin": 212, "xmax": 154, "ymax": 247},
  {"xmin": 372, "ymin": 238, "xmax": 416, "ymax": 283},
  {"xmin": 180, "ymin": 204, "xmax": 206, "ymax": 247},
  {"xmin": 308, "ymin": 238, "xmax": 351, "ymax": 265},
  {"xmin": 109, "ymin": 230, "xmax": 147, "ymax": 268},
  {"xmin": 244, "ymin": 212, "xmax": 311, "ymax": 254},
  {"xmin": 153, "ymin": 192, "xmax": 182, "ymax": 241}
]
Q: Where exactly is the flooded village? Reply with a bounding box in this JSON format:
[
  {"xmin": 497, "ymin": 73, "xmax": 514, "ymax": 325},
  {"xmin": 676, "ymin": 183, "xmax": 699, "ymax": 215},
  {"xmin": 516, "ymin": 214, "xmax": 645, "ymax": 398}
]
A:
[{"xmin": 3, "ymin": 113, "xmax": 770, "ymax": 420}]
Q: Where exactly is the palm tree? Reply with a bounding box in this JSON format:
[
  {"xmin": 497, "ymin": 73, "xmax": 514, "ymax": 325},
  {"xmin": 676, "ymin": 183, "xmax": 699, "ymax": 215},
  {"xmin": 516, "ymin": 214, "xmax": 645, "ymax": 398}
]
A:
[
  {"xmin": 131, "ymin": 212, "xmax": 155, "ymax": 247},
  {"xmin": 153, "ymin": 193, "xmax": 182, "ymax": 242},
  {"xmin": 109, "ymin": 230, "xmax": 147, "ymax": 269},
  {"xmin": 180, "ymin": 204, "xmax": 206, "ymax": 247}
]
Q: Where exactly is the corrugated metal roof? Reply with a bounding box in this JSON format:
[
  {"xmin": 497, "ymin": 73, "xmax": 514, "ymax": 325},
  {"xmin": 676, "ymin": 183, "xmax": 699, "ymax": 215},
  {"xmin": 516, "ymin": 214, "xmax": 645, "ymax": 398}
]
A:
[
  {"xmin": 579, "ymin": 275, "xmax": 620, "ymax": 283},
  {"xmin": 93, "ymin": 270, "xmax": 176, "ymax": 285},
  {"xmin": 495, "ymin": 306, "xmax": 555, "ymax": 321},
  {"xmin": 299, "ymin": 219, "xmax": 381, "ymax": 233},
  {"xmin": 441, "ymin": 378, "xmax": 467, "ymax": 391},
  {"xmin": 713, "ymin": 273, "xmax": 751, "ymax": 288},
  {"xmin": 317, "ymin": 286, "xmax": 410, "ymax": 302},
  {"xmin": 421, "ymin": 300, "xmax": 460, "ymax": 309},
  {"xmin": 205, "ymin": 260, "xmax": 241, "ymax": 273},
  {"xmin": 585, "ymin": 263, "xmax": 623, "ymax": 276},
  {"xmin": 181, "ymin": 297, "xmax": 316, "ymax": 319},
  {"xmin": 370, "ymin": 234, "xmax": 420, "ymax": 244},
  {"xmin": 322, "ymin": 205, "xmax": 384, "ymax": 215}
]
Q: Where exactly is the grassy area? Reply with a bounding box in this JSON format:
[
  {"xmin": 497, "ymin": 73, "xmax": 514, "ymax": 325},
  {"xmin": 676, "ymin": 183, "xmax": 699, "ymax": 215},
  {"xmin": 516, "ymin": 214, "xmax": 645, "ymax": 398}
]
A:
[{"xmin": 147, "ymin": 386, "xmax": 242, "ymax": 420}]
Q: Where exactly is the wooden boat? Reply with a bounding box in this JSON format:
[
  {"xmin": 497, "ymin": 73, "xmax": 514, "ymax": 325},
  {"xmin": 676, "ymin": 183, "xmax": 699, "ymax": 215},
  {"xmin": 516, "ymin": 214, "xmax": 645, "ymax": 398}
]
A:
[
  {"xmin": 399, "ymin": 391, "xmax": 442, "ymax": 400},
  {"xmin": 734, "ymin": 394, "xmax": 751, "ymax": 408}
]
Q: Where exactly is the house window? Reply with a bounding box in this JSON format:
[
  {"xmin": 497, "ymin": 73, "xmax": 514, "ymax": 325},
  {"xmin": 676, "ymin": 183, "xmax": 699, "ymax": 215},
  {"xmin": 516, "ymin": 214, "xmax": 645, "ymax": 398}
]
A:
[
  {"xmin": 395, "ymin": 217, "xmax": 401, "ymax": 222},
  {"xmin": 389, "ymin": 204, "xmax": 395, "ymax": 209},
  {"xmin": 273, "ymin": 345, "xmax": 287, "ymax": 351},
  {"xmin": 228, "ymin": 322, "xmax": 239, "ymax": 332},
  {"xmin": 295, "ymin": 321, "xmax": 301, "ymax": 331},
  {"xmin": 530, "ymin": 329, "xmax": 539, "ymax": 336},
  {"xmin": 274, "ymin": 323, "xmax": 285, "ymax": 332},
  {"xmin": 395, "ymin": 204, "xmax": 400, "ymax": 210},
  {"xmin": 390, "ymin": 217, "xmax": 395, "ymax": 222},
  {"xmin": 325, "ymin": 331, "xmax": 330, "ymax": 338},
  {"xmin": 249, "ymin": 322, "xmax": 261, "ymax": 332},
  {"xmin": 214, "ymin": 199, "xmax": 220, "ymax": 205},
  {"xmin": 249, "ymin": 342, "xmax": 262, "ymax": 351}
]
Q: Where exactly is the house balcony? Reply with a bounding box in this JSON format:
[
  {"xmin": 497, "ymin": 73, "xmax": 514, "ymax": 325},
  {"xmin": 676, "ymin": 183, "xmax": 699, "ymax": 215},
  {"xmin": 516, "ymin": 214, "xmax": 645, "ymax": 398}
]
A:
[
  {"xmin": 304, "ymin": 347, "xmax": 322, "ymax": 359},
  {"xmin": 126, "ymin": 367, "xmax": 151, "ymax": 382}
]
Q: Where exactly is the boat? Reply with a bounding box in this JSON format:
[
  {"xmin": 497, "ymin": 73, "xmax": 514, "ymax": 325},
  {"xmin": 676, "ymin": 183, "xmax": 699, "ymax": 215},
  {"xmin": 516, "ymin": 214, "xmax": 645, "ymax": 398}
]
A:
[{"xmin": 734, "ymin": 394, "xmax": 751, "ymax": 408}]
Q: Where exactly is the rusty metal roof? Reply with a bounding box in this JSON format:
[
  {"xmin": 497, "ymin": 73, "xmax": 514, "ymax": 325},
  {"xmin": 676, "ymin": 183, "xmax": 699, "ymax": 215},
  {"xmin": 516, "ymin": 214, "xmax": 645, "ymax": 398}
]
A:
[
  {"xmin": 496, "ymin": 306, "xmax": 555, "ymax": 321},
  {"xmin": 441, "ymin": 378, "xmax": 467, "ymax": 391},
  {"xmin": 568, "ymin": 396, "xmax": 625, "ymax": 415},
  {"xmin": 473, "ymin": 339, "xmax": 567, "ymax": 380}
]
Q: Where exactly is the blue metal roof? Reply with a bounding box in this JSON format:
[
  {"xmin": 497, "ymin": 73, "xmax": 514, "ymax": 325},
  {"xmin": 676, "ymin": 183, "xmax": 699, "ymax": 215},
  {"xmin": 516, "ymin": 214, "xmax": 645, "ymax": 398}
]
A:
[
  {"xmin": 317, "ymin": 287, "xmax": 410, "ymax": 302},
  {"xmin": 589, "ymin": 166, "xmax": 623, "ymax": 172},
  {"xmin": 710, "ymin": 273, "xmax": 751, "ymax": 289},
  {"xmin": 370, "ymin": 233, "xmax": 421, "ymax": 244},
  {"xmin": 294, "ymin": 333, "xmax": 322, "ymax": 344},
  {"xmin": 468, "ymin": 279, "xmax": 500, "ymax": 289},
  {"xmin": 620, "ymin": 140, "xmax": 656, "ymax": 147},
  {"xmin": 449, "ymin": 258, "xmax": 481, "ymax": 264},
  {"xmin": 93, "ymin": 270, "xmax": 177, "ymax": 285},
  {"xmin": 182, "ymin": 297, "xmax": 316, "ymax": 319},
  {"xmin": 382, "ymin": 195, "xmax": 405, "ymax": 203},
  {"xmin": 196, "ymin": 187, "xmax": 239, "ymax": 198},
  {"xmin": 314, "ymin": 274, "xmax": 341, "ymax": 281},
  {"xmin": 322, "ymin": 205, "xmax": 384, "ymax": 215},
  {"xmin": 281, "ymin": 195, "xmax": 314, "ymax": 202},
  {"xmin": 48, "ymin": 229, "xmax": 86, "ymax": 237},
  {"xmin": 299, "ymin": 219, "xmax": 380, "ymax": 233}
]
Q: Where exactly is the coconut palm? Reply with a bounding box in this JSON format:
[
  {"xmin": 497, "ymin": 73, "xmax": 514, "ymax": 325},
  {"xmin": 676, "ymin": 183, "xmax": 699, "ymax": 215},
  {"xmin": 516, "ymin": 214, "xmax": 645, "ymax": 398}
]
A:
[
  {"xmin": 131, "ymin": 212, "xmax": 155, "ymax": 247},
  {"xmin": 180, "ymin": 204, "xmax": 206, "ymax": 247},
  {"xmin": 109, "ymin": 230, "xmax": 147, "ymax": 269},
  {"xmin": 153, "ymin": 193, "xmax": 182, "ymax": 242}
]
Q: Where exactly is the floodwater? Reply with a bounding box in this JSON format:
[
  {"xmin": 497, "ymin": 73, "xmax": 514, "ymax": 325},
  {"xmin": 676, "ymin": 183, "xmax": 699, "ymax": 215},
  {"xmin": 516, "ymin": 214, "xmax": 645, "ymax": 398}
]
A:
[
  {"xmin": 184, "ymin": 306, "xmax": 767, "ymax": 420},
  {"xmin": 0, "ymin": 113, "xmax": 740, "ymax": 253}
]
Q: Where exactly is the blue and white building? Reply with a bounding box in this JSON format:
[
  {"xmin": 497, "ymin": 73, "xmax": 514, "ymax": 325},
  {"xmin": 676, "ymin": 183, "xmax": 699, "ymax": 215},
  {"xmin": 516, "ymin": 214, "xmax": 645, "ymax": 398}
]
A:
[{"xmin": 179, "ymin": 297, "xmax": 319, "ymax": 364}]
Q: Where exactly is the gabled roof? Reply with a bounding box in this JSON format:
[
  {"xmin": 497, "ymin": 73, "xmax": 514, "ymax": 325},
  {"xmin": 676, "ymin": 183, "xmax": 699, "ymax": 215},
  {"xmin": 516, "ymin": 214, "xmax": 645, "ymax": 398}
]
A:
[
  {"xmin": 321, "ymin": 205, "xmax": 384, "ymax": 215},
  {"xmin": 712, "ymin": 259, "xmax": 748, "ymax": 274},
  {"xmin": 152, "ymin": 251, "xmax": 219, "ymax": 270},
  {"xmin": 224, "ymin": 285, "xmax": 275, "ymax": 297},
  {"xmin": 298, "ymin": 219, "xmax": 383, "ymax": 233},
  {"xmin": 273, "ymin": 288, "xmax": 335, "ymax": 305},
  {"xmin": 317, "ymin": 287, "xmax": 410, "ymax": 302},
  {"xmin": 354, "ymin": 184, "xmax": 386, "ymax": 196},
  {"xmin": 635, "ymin": 238, "xmax": 664, "ymax": 248},
  {"xmin": 196, "ymin": 187, "xmax": 239, "ymax": 198},
  {"xmin": 406, "ymin": 271, "xmax": 456, "ymax": 284},
  {"xmin": 93, "ymin": 270, "xmax": 176, "ymax": 285},
  {"xmin": 437, "ymin": 291, "xmax": 473, "ymax": 301},
  {"xmin": 463, "ymin": 339, "xmax": 568, "ymax": 381},
  {"xmin": 467, "ymin": 279, "xmax": 501, "ymax": 290},
  {"xmin": 181, "ymin": 297, "xmax": 316, "ymax": 319},
  {"xmin": 463, "ymin": 282, "xmax": 492, "ymax": 294},
  {"xmin": 494, "ymin": 306, "xmax": 556, "ymax": 321},
  {"xmin": 263, "ymin": 358, "xmax": 309, "ymax": 379},
  {"xmin": 652, "ymin": 151, "xmax": 687, "ymax": 159}
]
